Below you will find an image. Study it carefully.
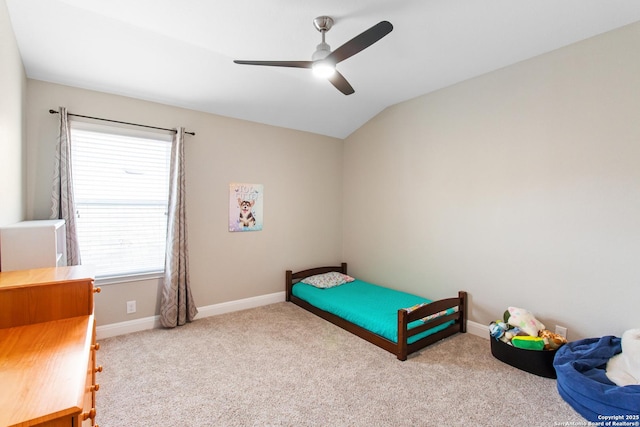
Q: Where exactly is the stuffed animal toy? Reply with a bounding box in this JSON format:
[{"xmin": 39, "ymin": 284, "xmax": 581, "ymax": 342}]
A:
[
  {"xmin": 489, "ymin": 321, "xmax": 508, "ymax": 341},
  {"xmin": 506, "ymin": 306, "xmax": 545, "ymax": 337},
  {"xmin": 538, "ymin": 329, "xmax": 567, "ymax": 350},
  {"xmin": 511, "ymin": 335, "xmax": 546, "ymax": 350},
  {"xmin": 490, "ymin": 320, "xmax": 525, "ymax": 344},
  {"xmin": 504, "ymin": 327, "xmax": 522, "ymax": 342},
  {"xmin": 606, "ymin": 328, "xmax": 640, "ymax": 386}
]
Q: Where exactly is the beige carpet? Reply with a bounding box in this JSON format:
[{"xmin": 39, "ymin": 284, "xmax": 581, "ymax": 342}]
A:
[{"xmin": 96, "ymin": 302, "xmax": 585, "ymax": 426}]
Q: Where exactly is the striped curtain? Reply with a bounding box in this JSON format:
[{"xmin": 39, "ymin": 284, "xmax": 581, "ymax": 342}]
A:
[
  {"xmin": 160, "ymin": 127, "xmax": 198, "ymax": 327},
  {"xmin": 50, "ymin": 106, "xmax": 82, "ymax": 266}
]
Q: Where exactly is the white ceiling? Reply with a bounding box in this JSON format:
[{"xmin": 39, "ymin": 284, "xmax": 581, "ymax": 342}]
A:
[{"xmin": 7, "ymin": 0, "xmax": 640, "ymax": 139}]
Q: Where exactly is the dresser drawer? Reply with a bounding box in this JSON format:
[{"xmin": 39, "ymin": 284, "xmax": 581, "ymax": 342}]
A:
[
  {"xmin": 0, "ymin": 266, "xmax": 97, "ymax": 328},
  {"xmin": 0, "ymin": 316, "xmax": 95, "ymax": 426}
]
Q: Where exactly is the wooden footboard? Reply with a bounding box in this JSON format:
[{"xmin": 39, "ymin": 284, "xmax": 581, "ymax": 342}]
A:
[
  {"xmin": 397, "ymin": 291, "xmax": 467, "ymax": 360},
  {"xmin": 286, "ymin": 263, "xmax": 467, "ymax": 361}
]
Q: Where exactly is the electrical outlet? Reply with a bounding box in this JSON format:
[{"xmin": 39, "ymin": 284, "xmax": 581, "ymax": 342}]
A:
[
  {"xmin": 555, "ymin": 325, "xmax": 567, "ymax": 339},
  {"xmin": 126, "ymin": 300, "xmax": 136, "ymax": 314}
]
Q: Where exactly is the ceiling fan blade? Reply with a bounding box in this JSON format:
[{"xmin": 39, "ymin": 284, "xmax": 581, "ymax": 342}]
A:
[
  {"xmin": 328, "ymin": 71, "xmax": 355, "ymax": 95},
  {"xmin": 233, "ymin": 60, "xmax": 312, "ymax": 69},
  {"xmin": 327, "ymin": 21, "xmax": 393, "ymax": 65}
]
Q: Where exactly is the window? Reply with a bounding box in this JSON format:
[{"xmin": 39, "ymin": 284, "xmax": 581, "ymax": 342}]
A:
[{"xmin": 70, "ymin": 122, "xmax": 172, "ymax": 279}]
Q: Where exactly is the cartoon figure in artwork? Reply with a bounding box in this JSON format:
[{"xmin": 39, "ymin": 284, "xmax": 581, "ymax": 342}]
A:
[{"xmin": 237, "ymin": 198, "xmax": 256, "ymax": 228}]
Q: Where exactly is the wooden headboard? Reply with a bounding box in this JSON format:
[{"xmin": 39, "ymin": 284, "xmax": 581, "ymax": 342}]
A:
[{"xmin": 285, "ymin": 263, "xmax": 347, "ymax": 301}]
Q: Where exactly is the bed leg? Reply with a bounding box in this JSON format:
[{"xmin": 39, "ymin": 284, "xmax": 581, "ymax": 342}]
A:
[
  {"xmin": 397, "ymin": 309, "xmax": 408, "ymax": 361},
  {"xmin": 286, "ymin": 270, "xmax": 293, "ymax": 302},
  {"xmin": 459, "ymin": 291, "xmax": 467, "ymax": 333}
]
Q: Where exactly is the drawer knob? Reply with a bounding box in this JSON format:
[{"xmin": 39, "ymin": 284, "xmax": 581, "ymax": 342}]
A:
[
  {"xmin": 96, "ymin": 365, "xmax": 103, "ymax": 373},
  {"xmin": 82, "ymin": 408, "xmax": 96, "ymax": 420},
  {"xmin": 91, "ymin": 383, "xmax": 100, "ymax": 392},
  {"xmin": 94, "ymin": 287, "xmax": 102, "ymax": 293},
  {"xmin": 92, "ymin": 343, "xmax": 100, "ymax": 351}
]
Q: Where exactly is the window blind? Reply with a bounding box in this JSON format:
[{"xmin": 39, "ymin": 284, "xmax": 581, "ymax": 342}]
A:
[{"xmin": 70, "ymin": 125, "xmax": 172, "ymax": 278}]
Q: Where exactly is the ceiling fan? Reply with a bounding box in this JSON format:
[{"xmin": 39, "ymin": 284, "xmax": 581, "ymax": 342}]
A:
[{"xmin": 233, "ymin": 16, "xmax": 393, "ymax": 95}]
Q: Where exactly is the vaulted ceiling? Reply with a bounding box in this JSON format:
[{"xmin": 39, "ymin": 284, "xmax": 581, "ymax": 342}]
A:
[{"xmin": 7, "ymin": 0, "xmax": 640, "ymax": 138}]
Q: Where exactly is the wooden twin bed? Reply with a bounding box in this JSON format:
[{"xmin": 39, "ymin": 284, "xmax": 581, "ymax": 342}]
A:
[{"xmin": 286, "ymin": 263, "xmax": 467, "ymax": 361}]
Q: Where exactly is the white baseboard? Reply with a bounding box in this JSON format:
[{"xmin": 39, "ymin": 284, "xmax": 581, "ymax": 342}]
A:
[
  {"xmin": 196, "ymin": 291, "xmax": 285, "ymax": 318},
  {"xmin": 96, "ymin": 291, "xmax": 286, "ymax": 340},
  {"xmin": 96, "ymin": 315, "xmax": 161, "ymax": 339},
  {"xmin": 466, "ymin": 320, "xmax": 489, "ymax": 339},
  {"xmin": 97, "ymin": 291, "xmax": 489, "ymax": 342}
]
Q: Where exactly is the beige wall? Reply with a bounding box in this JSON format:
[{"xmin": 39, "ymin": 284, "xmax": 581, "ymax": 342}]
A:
[
  {"xmin": 10, "ymin": 4, "xmax": 640, "ymax": 339},
  {"xmin": 343, "ymin": 22, "xmax": 640, "ymax": 340},
  {"xmin": 26, "ymin": 80, "xmax": 343, "ymax": 325},
  {"xmin": 0, "ymin": 0, "xmax": 26, "ymax": 227}
]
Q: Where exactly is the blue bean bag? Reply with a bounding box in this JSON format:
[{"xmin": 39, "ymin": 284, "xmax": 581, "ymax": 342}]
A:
[{"xmin": 554, "ymin": 336, "xmax": 640, "ymax": 421}]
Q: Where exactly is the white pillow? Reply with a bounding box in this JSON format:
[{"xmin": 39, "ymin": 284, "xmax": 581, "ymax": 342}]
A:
[{"xmin": 300, "ymin": 272, "xmax": 355, "ymax": 289}]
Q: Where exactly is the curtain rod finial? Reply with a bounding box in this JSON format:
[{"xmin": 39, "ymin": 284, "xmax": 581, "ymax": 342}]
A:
[{"xmin": 49, "ymin": 109, "xmax": 59, "ymax": 114}]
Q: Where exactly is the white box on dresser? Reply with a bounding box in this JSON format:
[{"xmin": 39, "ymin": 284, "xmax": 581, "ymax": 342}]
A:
[{"xmin": 0, "ymin": 219, "xmax": 66, "ymax": 271}]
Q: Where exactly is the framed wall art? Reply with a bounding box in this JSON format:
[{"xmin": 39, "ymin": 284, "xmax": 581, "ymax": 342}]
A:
[{"xmin": 229, "ymin": 183, "xmax": 263, "ymax": 232}]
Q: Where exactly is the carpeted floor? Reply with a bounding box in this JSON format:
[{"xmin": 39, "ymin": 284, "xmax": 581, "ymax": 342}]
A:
[{"xmin": 96, "ymin": 302, "xmax": 585, "ymax": 426}]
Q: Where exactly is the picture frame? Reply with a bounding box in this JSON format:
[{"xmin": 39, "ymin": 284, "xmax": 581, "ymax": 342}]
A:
[{"xmin": 229, "ymin": 183, "xmax": 263, "ymax": 232}]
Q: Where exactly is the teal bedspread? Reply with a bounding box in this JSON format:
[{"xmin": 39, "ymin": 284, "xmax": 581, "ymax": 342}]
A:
[{"xmin": 292, "ymin": 279, "xmax": 452, "ymax": 344}]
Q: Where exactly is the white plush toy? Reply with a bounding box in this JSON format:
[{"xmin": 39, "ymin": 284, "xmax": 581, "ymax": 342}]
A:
[
  {"xmin": 606, "ymin": 329, "xmax": 640, "ymax": 386},
  {"xmin": 506, "ymin": 306, "xmax": 545, "ymax": 337}
]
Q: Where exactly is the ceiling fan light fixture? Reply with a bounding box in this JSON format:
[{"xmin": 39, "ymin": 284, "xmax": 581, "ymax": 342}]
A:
[
  {"xmin": 312, "ymin": 60, "xmax": 335, "ymax": 78},
  {"xmin": 311, "ymin": 41, "xmax": 335, "ymax": 78}
]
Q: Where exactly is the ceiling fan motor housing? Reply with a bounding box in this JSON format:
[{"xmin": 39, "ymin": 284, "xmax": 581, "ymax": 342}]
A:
[{"xmin": 312, "ymin": 42, "xmax": 331, "ymax": 61}]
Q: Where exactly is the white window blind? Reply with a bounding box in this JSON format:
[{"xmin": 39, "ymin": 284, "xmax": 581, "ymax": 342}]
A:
[{"xmin": 70, "ymin": 123, "xmax": 172, "ymax": 279}]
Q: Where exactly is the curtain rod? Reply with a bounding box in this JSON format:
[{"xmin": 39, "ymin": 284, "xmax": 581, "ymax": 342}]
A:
[{"xmin": 48, "ymin": 109, "xmax": 195, "ymax": 136}]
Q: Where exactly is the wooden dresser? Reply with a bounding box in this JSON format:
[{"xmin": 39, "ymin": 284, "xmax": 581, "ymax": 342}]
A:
[{"xmin": 0, "ymin": 266, "xmax": 101, "ymax": 427}]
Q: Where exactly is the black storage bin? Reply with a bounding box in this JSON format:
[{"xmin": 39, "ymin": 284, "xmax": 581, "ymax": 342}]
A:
[{"xmin": 490, "ymin": 337, "xmax": 558, "ymax": 379}]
